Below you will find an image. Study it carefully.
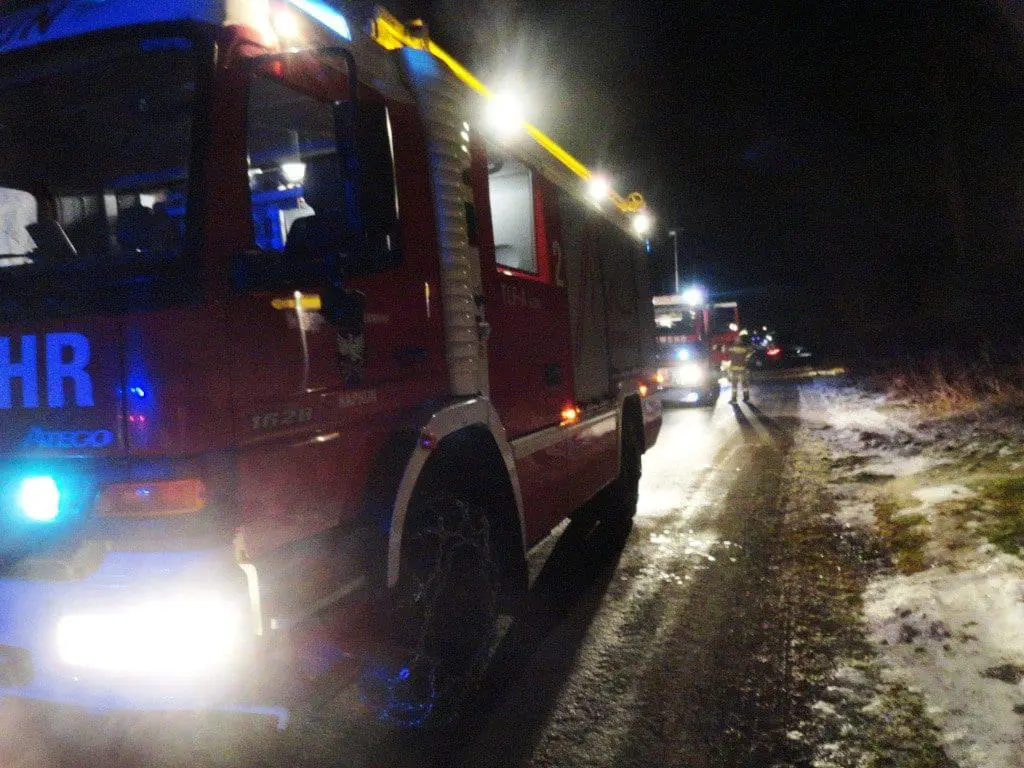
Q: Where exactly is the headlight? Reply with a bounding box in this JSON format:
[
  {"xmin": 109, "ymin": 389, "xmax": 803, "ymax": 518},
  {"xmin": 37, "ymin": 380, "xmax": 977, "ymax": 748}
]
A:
[
  {"xmin": 17, "ymin": 476, "xmax": 61, "ymax": 523},
  {"xmin": 675, "ymin": 362, "xmax": 706, "ymax": 387},
  {"xmin": 56, "ymin": 593, "xmax": 246, "ymax": 678}
]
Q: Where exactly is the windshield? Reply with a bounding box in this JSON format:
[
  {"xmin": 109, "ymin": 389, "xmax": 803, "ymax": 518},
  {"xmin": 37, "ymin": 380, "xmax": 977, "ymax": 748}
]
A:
[
  {"xmin": 710, "ymin": 305, "xmax": 738, "ymax": 334},
  {"xmin": 654, "ymin": 304, "xmax": 697, "ymax": 336},
  {"xmin": 0, "ymin": 35, "xmax": 202, "ymax": 319}
]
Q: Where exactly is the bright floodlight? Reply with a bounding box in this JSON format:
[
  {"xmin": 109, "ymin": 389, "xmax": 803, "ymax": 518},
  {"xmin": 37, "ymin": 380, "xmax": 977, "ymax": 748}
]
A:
[
  {"xmin": 587, "ymin": 175, "xmax": 612, "ymax": 202},
  {"xmin": 632, "ymin": 211, "xmax": 652, "ymax": 236},
  {"xmin": 272, "ymin": 8, "xmax": 302, "ymax": 42},
  {"xmin": 280, "ymin": 161, "xmax": 307, "ymax": 184},
  {"xmin": 56, "ymin": 593, "xmax": 244, "ymax": 678},
  {"xmin": 677, "ymin": 361, "xmax": 706, "ymax": 387},
  {"xmin": 487, "ymin": 91, "xmax": 526, "ymax": 139},
  {"xmin": 18, "ymin": 476, "xmax": 60, "ymax": 523},
  {"xmin": 682, "ymin": 286, "xmax": 705, "ymax": 306}
]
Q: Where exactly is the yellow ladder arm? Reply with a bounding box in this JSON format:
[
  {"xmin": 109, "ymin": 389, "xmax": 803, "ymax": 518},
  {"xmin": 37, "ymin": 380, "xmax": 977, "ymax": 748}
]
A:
[{"xmin": 370, "ymin": 8, "xmax": 646, "ymax": 214}]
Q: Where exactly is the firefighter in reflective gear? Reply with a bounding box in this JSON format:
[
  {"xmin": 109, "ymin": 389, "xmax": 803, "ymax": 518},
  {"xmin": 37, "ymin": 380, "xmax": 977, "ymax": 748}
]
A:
[{"xmin": 727, "ymin": 330, "xmax": 754, "ymax": 403}]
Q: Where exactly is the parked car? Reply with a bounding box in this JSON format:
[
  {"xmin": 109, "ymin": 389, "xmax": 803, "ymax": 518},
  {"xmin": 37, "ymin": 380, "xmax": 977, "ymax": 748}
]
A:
[{"xmin": 750, "ymin": 331, "xmax": 814, "ymax": 369}]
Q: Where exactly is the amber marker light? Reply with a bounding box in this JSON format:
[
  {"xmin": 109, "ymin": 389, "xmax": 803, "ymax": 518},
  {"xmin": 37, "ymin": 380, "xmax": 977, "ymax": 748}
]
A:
[{"xmin": 560, "ymin": 405, "xmax": 582, "ymax": 426}]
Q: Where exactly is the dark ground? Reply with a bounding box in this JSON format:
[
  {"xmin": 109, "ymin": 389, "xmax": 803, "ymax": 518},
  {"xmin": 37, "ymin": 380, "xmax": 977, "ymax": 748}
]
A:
[{"xmin": 1, "ymin": 378, "xmax": 952, "ymax": 767}]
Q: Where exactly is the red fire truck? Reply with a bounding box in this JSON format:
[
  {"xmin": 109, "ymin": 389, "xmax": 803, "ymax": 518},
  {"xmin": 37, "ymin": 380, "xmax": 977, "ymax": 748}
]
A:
[
  {"xmin": 0, "ymin": 0, "xmax": 661, "ymax": 728},
  {"xmin": 652, "ymin": 290, "xmax": 739, "ymax": 406}
]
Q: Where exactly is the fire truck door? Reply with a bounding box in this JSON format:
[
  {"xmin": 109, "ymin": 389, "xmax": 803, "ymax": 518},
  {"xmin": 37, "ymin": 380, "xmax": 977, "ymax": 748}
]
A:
[
  {"xmin": 225, "ymin": 62, "xmax": 372, "ymax": 551},
  {"xmin": 467, "ymin": 146, "xmax": 574, "ymax": 539}
]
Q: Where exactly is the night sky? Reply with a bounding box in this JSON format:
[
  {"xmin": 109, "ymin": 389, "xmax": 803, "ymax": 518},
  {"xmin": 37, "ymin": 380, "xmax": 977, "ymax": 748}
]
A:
[{"xmin": 370, "ymin": 0, "xmax": 1024, "ymax": 356}]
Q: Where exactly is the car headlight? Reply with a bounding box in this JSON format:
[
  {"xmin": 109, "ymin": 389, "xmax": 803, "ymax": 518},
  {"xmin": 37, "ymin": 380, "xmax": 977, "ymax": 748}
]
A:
[
  {"xmin": 675, "ymin": 362, "xmax": 706, "ymax": 387},
  {"xmin": 56, "ymin": 592, "xmax": 246, "ymax": 678}
]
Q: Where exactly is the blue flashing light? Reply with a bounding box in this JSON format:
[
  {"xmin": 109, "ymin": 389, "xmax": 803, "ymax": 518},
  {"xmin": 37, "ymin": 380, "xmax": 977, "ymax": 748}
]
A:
[
  {"xmin": 17, "ymin": 476, "xmax": 61, "ymax": 523},
  {"xmin": 287, "ymin": 0, "xmax": 352, "ymax": 40},
  {"xmin": 677, "ymin": 348, "xmax": 691, "ymax": 362},
  {"xmin": 129, "ymin": 386, "xmax": 146, "ymax": 398}
]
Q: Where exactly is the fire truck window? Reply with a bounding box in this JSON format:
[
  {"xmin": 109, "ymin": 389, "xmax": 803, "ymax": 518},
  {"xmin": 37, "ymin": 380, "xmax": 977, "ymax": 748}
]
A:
[
  {"xmin": 655, "ymin": 305, "xmax": 697, "ymax": 335},
  {"xmin": 246, "ymin": 75, "xmax": 341, "ymax": 257},
  {"xmin": 710, "ymin": 306, "xmax": 737, "ymax": 333},
  {"xmin": 0, "ymin": 36, "xmax": 199, "ymax": 317},
  {"xmin": 488, "ymin": 156, "xmax": 537, "ymax": 274}
]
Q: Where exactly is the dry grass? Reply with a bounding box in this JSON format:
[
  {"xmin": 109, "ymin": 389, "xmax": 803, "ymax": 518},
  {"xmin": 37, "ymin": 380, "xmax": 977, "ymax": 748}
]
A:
[
  {"xmin": 880, "ymin": 354, "xmax": 1024, "ymax": 415},
  {"xmin": 874, "ymin": 497, "xmax": 930, "ymax": 574},
  {"xmin": 969, "ymin": 475, "xmax": 1024, "ymax": 557}
]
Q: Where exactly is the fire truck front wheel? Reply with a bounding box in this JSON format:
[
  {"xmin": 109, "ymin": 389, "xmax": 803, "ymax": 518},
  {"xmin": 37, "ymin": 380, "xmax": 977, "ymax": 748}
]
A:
[{"xmin": 361, "ymin": 488, "xmax": 499, "ymax": 729}]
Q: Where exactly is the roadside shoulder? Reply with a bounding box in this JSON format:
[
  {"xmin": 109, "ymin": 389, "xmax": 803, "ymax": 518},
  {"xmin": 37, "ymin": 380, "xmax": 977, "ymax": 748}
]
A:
[
  {"xmin": 773, "ymin": 429, "xmax": 956, "ymax": 768},
  {"xmin": 807, "ymin": 386, "xmax": 1024, "ymax": 768}
]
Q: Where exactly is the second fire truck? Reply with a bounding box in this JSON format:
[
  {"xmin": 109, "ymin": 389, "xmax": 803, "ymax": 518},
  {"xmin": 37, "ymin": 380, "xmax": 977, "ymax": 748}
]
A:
[{"xmin": 652, "ymin": 290, "xmax": 740, "ymax": 407}]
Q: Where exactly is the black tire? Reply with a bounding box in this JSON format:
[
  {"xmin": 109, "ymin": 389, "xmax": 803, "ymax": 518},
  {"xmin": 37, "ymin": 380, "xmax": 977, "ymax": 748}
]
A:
[
  {"xmin": 360, "ymin": 490, "xmax": 499, "ymax": 729},
  {"xmin": 595, "ymin": 421, "xmax": 642, "ymax": 526}
]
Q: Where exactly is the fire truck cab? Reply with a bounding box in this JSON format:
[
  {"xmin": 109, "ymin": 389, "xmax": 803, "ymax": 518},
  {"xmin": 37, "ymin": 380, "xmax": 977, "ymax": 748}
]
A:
[
  {"xmin": 0, "ymin": 0, "xmax": 661, "ymax": 728},
  {"xmin": 652, "ymin": 293, "xmax": 739, "ymax": 407}
]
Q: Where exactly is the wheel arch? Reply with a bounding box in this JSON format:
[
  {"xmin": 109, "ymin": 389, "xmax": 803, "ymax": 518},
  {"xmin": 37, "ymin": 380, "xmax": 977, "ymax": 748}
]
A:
[{"xmin": 387, "ymin": 399, "xmax": 527, "ymax": 595}]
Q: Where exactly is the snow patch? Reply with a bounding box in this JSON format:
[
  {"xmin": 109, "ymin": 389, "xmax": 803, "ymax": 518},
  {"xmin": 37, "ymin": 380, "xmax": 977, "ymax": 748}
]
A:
[
  {"xmin": 834, "ymin": 500, "xmax": 876, "ymax": 530},
  {"xmin": 912, "ymin": 484, "xmax": 974, "ymax": 505},
  {"xmin": 864, "ymin": 558, "xmax": 1024, "ymax": 768},
  {"xmin": 860, "ymin": 453, "xmax": 935, "ymax": 478}
]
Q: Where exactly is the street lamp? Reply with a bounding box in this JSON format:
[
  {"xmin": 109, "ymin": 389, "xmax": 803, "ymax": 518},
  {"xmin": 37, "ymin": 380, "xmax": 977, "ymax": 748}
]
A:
[{"xmin": 668, "ymin": 229, "xmax": 680, "ymax": 295}]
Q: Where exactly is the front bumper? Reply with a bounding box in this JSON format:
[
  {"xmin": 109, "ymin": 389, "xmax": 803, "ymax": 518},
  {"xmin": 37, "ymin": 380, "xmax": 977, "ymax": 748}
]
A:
[
  {"xmin": 655, "ymin": 362, "xmax": 719, "ymax": 404},
  {"xmin": 657, "ymin": 387, "xmax": 705, "ymax": 404},
  {"xmin": 0, "ymin": 548, "xmax": 288, "ymax": 726}
]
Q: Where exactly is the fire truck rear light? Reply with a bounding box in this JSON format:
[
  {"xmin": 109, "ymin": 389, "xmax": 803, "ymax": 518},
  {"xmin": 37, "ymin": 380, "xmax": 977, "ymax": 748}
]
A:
[
  {"xmin": 98, "ymin": 479, "xmax": 206, "ymax": 519},
  {"xmin": 560, "ymin": 405, "xmax": 581, "ymax": 426}
]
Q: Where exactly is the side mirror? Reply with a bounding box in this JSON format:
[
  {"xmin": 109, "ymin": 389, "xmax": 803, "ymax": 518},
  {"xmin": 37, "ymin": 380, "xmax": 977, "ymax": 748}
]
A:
[{"xmin": 334, "ymin": 100, "xmax": 402, "ymax": 275}]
